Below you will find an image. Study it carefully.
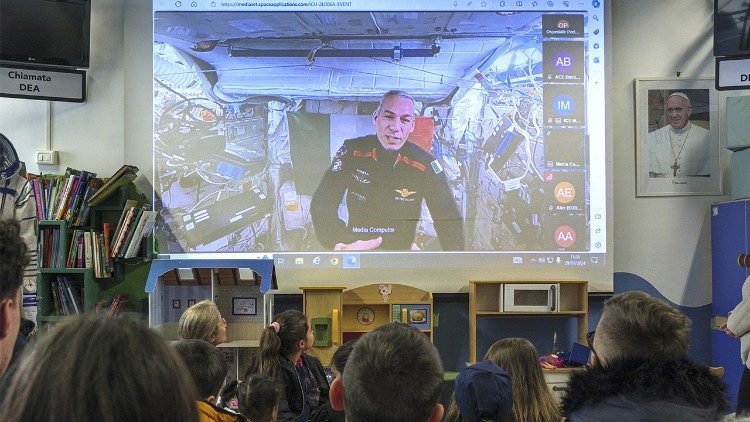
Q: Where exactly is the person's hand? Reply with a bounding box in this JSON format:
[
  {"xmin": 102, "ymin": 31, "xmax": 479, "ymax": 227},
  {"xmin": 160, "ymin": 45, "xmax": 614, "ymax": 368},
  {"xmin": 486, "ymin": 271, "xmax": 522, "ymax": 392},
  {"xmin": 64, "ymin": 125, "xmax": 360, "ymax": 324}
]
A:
[
  {"xmin": 334, "ymin": 237, "xmax": 383, "ymax": 251},
  {"xmin": 410, "ymin": 242, "xmax": 421, "ymax": 251},
  {"xmin": 540, "ymin": 360, "xmax": 556, "ymax": 370},
  {"xmin": 720, "ymin": 322, "xmax": 738, "ymax": 338}
]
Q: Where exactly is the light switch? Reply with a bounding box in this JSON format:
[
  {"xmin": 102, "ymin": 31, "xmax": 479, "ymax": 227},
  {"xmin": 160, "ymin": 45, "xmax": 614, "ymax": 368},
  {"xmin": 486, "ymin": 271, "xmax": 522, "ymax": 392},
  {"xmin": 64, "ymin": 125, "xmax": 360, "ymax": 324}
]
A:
[{"xmin": 35, "ymin": 150, "xmax": 58, "ymax": 165}]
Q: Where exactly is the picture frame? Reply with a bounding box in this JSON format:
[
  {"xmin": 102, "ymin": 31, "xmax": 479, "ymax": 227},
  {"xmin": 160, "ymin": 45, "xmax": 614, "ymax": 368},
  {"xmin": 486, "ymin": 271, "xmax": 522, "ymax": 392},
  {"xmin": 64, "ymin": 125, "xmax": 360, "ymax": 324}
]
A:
[
  {"xmin": 635, "ymin": 77, "xmax": 722, "ymax": 196},
  {"xmin": 408, "ymin": 308, "xmax": 428, "ymax": 324},
  {"xmin": 232, "ymin": 297, "xmax": 257, "ymax": 315}
]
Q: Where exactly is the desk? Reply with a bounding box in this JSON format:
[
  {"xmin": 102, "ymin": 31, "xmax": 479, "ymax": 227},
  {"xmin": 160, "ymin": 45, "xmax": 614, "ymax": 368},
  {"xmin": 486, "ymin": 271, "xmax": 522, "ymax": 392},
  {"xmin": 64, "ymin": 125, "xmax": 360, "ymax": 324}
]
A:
[{"xmin": 544, "ymin": 368, "xmax": 576, "ymax": 403}]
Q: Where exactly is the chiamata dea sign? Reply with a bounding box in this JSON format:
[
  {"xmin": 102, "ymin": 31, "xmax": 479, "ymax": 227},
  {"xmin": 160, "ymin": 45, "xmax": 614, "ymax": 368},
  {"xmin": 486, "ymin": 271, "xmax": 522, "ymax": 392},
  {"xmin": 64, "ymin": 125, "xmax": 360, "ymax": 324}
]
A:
[{"xmin": 0, "ymin": 63, "xmax": 86, "ymax": 102}]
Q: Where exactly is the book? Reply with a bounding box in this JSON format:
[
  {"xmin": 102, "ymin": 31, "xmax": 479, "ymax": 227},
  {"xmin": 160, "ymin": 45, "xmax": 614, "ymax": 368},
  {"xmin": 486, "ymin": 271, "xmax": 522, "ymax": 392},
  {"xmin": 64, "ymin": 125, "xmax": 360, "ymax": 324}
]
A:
[
  {"xmin": 124, "ymin": 208, "xmax": 155, "ymax": 258},
  {"xmin": 108, "ymin": 294, "xmax": 126, "ymax": 317},
  {"xmin": 102, "ymin": 222, "xmax": 114, "ymax": 274},
  {"xmin": 127, "ymin": 210, "xmax": 157, "ymax": 258},
  {"xmin": 75, "ymin": 177, "xmax": 103, "ymax": 226},
  {"xmin": 76, "ymin": 235, "xmax": 85, "ymax": 268},
  {"xmin": 55, "ymin": 277, "xmax": 70, "ymax": 315},
  {"xmin": 92, "ymin": 232, "xmax": 101, "ymax": 278},
  {"xmin": 97, "ymin": 233, "xmax": 108, "ymax": 277},
  {"xmin": 55, "ymin": 173, "xmax": 79, "ymax": 220},
  {"xmin": 51, "ymin": 228, "xmax": 60, "ymax": 267},
  {"xmin": 87, "ymin": 165, "xmax": 139, "ymax": 206},
  {"xmin": 109, "ymin": 200, "xmax": 138, "ymax": 255},
  {"xmin": 44, "ymin": 176, "xmax": 57, "ymax": 220},
  {"xmin": 119, "ymin": 207, "xmax": 145, "ymax": 258},
  {"xmin": 27, "ymin": 173, "xmax": 45, "ymax": 220},
  {"xmin": 66, "ymin": 170, "xmax": 95, "ymax": 223},
  {"xmin": 51, "ymin": 169, "xmax": 77, "ymax": 220},
  {"xmin": 66, "ymin": 229, "xmax": 82, "ymax": 268},
  {"xmin": 111, "ymin": 204, "xmax": 139, "ymax": 257},
  {"xmin": 63, "ymin": 278, "xmax": 81, "ymax": 314},
  {"xmin": 84, "ymin": 231, "xmax": 93, "ymax": 269},
  {"xmin": 391, "ymin": 304, "xmax": 402, "ymax": 323},
  {"xmin": 50, "ymin": 280, "xmax": 61, "ymax": 315}
]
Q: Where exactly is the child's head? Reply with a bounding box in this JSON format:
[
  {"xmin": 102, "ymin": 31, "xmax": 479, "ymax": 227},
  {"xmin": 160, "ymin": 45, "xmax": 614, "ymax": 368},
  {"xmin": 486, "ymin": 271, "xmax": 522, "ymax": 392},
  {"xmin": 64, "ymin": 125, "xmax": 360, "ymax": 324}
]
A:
[
  {"xmin": 0, "ymin": 315, "xmax": 198, "ymax": 422},
  {"xmin": 484, "ymin": 337, "xmax": 559, "ymax": 422},
  {"xmin": 337, "ymin": 323, "xmax": 444, "ymax": 422},
  {"xmin": 256, "ymin": 310, "xmax": 312, "ymax": 376},
  {"xmin": 330, "ymin": 340, "xmax": 356, "ymax": 378},
  {"xmin": 173, "ymin": 339, "xmax": 228, "ymax": 402},
  {"xmin": 454, "ymin": 360, "xmax": 513, "ymax": 422},
  {"xmin": 238, "ymin": 373, "xmax": 281, "ymax": 422},
  {"xmin": 328, "ymin": 340, "xmax": 357, "ymax": 413},
  {"xmin": 484, "ymin": 338, "xmax": 540, "ymax": 378}
]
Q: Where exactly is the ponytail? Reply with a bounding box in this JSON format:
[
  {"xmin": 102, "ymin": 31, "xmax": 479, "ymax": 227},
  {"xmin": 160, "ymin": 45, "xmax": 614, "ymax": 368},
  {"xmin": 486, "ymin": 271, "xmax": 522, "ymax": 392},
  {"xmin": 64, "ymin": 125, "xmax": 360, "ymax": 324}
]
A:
[
  {"xmin": 254, "ymin": 310, "xmax": 309, "ymax": 378},
  {"xmin": 257, "ymin": 325, "xmax": 282, "ymax": 377}
]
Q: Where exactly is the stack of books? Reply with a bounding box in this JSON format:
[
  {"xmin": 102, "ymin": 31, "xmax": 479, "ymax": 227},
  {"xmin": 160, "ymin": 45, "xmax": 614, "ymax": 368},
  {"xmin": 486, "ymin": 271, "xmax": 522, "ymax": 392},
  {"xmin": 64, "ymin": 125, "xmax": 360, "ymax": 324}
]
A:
[
  {"xmin": 51, "ymin": 276, "xmax": 82, "ymax": 315},
  {"xmin": 65, "ymin": 229, "xmax": 111, "ymax": 278},
  {"xmin": 109, "ymin": 200, "xmax": 157, "ymax": 259},
  {"xmin": 38, "ymin": 225, "xmax": 62, "ymax": 268},
  {"xmin": 86, "ymin": 164, "xmax": 138, "ymax": 207},
  {"xmin": 28, "ymin": 168, "xmax": 102, "ymax": 225}
]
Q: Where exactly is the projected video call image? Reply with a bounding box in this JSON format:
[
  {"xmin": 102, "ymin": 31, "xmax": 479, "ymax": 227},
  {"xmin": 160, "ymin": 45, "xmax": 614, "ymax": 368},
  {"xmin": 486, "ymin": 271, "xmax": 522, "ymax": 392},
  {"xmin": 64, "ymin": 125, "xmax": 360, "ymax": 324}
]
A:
[{"xmin": 152, "ymin": 10, "xmax": 593, "ymax": 255}]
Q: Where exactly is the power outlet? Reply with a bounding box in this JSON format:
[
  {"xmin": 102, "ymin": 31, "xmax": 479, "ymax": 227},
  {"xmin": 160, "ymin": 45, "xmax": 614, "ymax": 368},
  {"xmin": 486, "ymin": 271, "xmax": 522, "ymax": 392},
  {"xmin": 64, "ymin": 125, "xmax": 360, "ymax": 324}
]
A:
[{"xmin": 35, "ymin": 150, "xmax": 58, "ymax": 165}]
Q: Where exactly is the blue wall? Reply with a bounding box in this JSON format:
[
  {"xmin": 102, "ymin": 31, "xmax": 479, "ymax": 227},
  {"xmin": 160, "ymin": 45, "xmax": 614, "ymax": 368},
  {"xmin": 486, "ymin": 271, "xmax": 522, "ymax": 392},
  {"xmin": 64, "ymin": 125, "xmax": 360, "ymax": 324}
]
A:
[{"xmin": 614, "ymin": 272, "xmax": 712, "ymax": 364}]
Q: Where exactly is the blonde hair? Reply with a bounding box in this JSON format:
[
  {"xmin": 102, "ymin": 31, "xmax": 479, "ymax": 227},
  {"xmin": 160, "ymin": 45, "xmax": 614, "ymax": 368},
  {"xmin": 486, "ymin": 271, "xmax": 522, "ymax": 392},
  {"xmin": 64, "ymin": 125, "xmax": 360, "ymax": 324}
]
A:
[
  {"xmin": 484, "ymin": 338, "xmax": 560, "ymax": 422},
  {"xmin": 177, "ymin": 299, "xmax": 222, "ymax": 344}
]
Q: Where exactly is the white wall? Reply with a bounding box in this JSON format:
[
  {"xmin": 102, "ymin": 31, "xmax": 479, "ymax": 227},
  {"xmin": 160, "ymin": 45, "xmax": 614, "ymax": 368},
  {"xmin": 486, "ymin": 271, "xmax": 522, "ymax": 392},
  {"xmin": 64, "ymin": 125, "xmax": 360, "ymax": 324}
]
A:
[
  {"xmin": 611, "ymin": 0, "xmax": 750, "ymax": 307},
  {"xmin": 1, "ymin": 0, "xmax": 746, "ymax": 304}
]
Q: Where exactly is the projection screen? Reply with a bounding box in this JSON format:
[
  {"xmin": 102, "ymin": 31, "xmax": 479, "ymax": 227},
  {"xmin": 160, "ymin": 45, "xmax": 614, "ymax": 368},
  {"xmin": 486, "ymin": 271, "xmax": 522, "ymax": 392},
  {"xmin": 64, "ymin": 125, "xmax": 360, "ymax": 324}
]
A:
[{"xmin": 152, "ymin": 0, "xmax": 612, "ymax": 292}]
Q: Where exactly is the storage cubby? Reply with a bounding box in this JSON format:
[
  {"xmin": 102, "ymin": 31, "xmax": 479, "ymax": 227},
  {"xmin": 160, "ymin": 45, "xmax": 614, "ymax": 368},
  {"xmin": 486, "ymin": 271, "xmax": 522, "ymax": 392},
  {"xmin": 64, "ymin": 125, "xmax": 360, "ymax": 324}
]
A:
[
  {"xmin": 302, "ymin": 283, "xmax": 433, "ymax": 366},
  {"xmin": 474, "ymin": 283, "xmax": 502, "ymax": 312},
  {"xmin": 469, "ymin": 280, "xmax": 588, "ymax": 404},
  {"xmin": 468, "ymin": 280, "xmax": 588, "ymax": 362},
  {"xmin": 36, "ymin": 267, "xmax": 101, "ymax": 325}
]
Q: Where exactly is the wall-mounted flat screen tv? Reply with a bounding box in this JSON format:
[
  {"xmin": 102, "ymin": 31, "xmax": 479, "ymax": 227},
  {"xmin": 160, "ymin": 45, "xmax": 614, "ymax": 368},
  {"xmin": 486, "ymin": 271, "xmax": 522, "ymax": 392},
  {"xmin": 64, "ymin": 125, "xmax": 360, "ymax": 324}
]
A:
[{"xmin": 0, "ymin": 0, "xmax": 91, "ymax": 68}]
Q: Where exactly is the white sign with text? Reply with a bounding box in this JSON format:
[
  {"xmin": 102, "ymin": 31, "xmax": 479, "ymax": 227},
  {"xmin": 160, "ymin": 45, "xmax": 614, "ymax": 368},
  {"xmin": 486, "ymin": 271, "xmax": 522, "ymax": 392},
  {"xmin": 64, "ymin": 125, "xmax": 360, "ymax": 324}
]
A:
[{"xmin": 0, "ymin": 64, "xmax": 85, "ymax": 102}]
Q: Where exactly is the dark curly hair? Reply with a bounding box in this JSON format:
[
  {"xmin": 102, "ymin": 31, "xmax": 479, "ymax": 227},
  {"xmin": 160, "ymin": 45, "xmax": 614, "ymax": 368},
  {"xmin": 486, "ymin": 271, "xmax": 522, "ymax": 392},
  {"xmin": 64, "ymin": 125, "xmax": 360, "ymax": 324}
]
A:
[{"xmin": 0, "ymin": 219, "xmax": 28, "ymax": 300}]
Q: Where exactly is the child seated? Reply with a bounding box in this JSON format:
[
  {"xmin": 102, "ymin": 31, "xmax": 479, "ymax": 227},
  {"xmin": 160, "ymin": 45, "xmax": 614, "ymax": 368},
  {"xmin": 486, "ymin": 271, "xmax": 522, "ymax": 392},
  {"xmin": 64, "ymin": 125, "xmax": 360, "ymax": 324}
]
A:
[
  {"xmin": 173, "ymin": 339, "xmax": 246, "ymax": 422},
  {"xmin": 238, "ymin": 373, "xmax": 281, "ymax": 422}
]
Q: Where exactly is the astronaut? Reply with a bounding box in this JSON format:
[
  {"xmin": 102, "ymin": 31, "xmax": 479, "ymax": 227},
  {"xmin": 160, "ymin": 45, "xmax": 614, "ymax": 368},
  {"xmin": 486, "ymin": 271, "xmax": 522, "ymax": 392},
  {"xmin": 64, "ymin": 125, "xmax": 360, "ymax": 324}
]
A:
[{"xmin": 310, "ymin": 90, "xmax": 464, "ymax": 251}]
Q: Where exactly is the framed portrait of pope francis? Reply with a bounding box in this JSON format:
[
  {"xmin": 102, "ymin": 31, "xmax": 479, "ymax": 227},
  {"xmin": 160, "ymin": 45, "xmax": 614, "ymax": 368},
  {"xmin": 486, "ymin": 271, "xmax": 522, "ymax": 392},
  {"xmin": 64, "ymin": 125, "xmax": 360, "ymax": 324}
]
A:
[{"xmin": 635, "ymin": 77, "xmax": 722, "ymax": 196}]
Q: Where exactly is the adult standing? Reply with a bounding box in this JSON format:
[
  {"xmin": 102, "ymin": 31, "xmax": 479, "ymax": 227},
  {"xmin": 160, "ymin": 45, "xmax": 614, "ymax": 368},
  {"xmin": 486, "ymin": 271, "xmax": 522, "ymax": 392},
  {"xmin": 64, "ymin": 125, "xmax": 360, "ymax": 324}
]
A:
[{"xmin": 723, "ymin": 275, "xmax": 750, "ymax": 416}]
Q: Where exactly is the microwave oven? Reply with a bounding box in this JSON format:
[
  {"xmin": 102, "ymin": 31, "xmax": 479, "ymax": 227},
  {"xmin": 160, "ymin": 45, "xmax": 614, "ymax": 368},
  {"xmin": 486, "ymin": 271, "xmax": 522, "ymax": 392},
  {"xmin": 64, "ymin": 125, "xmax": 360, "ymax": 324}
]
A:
[{"xmin": 502, "ymin": 283, "xmax": 559, "ymax": 312}]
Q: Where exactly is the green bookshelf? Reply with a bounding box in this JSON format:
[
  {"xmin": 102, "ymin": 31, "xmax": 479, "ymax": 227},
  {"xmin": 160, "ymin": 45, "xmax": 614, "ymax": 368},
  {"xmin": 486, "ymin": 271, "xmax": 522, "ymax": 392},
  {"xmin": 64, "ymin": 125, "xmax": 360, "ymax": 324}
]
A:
[
  {"xmin": 36, "ymin": 182, "xmax": 153, "ymax": 326},
  {"xmin": 36, "ymin": 267, "xmax": 100, "ymax": 325}
]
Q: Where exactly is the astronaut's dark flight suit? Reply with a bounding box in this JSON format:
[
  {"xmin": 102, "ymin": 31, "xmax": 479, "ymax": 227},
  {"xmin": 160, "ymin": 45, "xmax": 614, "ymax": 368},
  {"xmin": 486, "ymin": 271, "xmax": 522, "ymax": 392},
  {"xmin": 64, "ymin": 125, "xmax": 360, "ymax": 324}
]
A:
[{"xmin": 310, "ymin": 135, "xmax": 465, "ymax": 251}]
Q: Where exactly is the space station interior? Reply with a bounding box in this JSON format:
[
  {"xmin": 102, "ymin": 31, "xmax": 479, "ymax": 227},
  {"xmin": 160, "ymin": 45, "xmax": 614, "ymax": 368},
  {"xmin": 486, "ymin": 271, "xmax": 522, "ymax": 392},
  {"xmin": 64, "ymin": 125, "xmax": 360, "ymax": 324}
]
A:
[{"xmin": 153, "ymin": 11, "xmax": 589, "ymax": 254}]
